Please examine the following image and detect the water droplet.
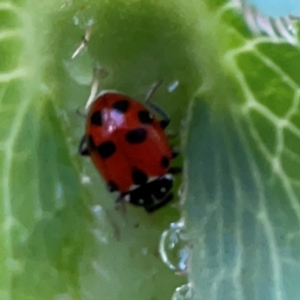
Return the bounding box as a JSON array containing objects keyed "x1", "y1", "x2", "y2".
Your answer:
[
  {"x1": 176, "y1": 182, "x2": 187, "y2": 207},
  {"x1": 55, "y1": 183, "x2": 63, "y2": 200},
  {"x1": 63, "y1": 49, "x2": 93, "y2": 85},
  {"x1": 73, "y1": 5, "x2": 96, "y2": 29},
  {"x1": 172, "y1": 283, "x2": 194, "y2": 300},
  {"x1": 168, "y1": 80, "x2": 179, "y2": 92},
  {"x1": 159, "y1": 219, "x2": 189, "y2": 273},
  {"x1": 90, "y1": 205, "x2": 110, "y2": 244},
  {"x1": 81, "y1": 173, "x2": 91, "y2": 184},
  {"x1": 91, "y1": 205, "x2": 102, "y2": 216}
]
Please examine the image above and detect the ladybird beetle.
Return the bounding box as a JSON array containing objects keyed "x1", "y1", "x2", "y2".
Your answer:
[{"x1": 79, "y1": 83, "x2": 181, "y2": 212}]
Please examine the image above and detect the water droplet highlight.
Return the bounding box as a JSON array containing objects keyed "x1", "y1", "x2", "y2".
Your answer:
[
  {"x1": 172, "y1": 283, "x2": 194, "y2": 300},
  {"x1": 73, "y1": 5, "x2": 96, "y2": 29},
  {"x1": 177, "y1": 182, "x2": 187, "y2": 204},
  {"x1": 159, "y1": 219, "x2": 189, "y2": 273},
  {"x1": 168, "y1": 80, "x2": 179, "y2": 92},
  {"x1": 80, "y1": 173, "x2": 91, "y2": 184},
  {"x1": 91, "y1": 205, "x2": 102, "y2": 216},
  {"x1": 89, "y1": 205, "x2": 111, "y2": 244}
]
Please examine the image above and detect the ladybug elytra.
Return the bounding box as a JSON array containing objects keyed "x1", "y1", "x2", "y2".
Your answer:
[{"x1": 79, "y1": 84, "x2": 180, "y2": 212}]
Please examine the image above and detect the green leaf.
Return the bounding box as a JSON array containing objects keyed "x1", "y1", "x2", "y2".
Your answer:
[{"x1": 184, "y1": 3, "x2": 300, "y2": 300}]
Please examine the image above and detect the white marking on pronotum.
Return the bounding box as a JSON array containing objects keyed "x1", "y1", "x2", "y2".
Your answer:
[
  {"x1": 147, "y1": 176, "x2": 159, "y2": 183},
  {"x1": 129, "y1": 184, "x2": 139, "y2": 191},
  {"x1": 129, "y1": 176, "x2": 160, "y2": 191}
]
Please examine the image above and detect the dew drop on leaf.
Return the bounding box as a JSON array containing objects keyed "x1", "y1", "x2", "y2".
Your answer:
[{"x1": 159, "y1": 219, "x2": 190, "y2": 273}]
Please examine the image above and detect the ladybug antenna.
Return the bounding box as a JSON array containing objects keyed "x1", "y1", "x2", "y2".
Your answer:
[
  {"x1": 72, "y1": 27, "x2": 92, "y2": 59},
  {"x1": 145, "y1": 79, "x2": 163, "y2": 103},
  {"x1": 145, "y1": 80, "x2": 170, "y2": 124},
  {"x1": 85, "y1": 65, "x2": 109, "y2": 110}
]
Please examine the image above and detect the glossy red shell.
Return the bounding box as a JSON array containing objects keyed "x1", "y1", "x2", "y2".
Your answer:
[{"x1": 86, "y1": 92, "x2": 173, "y2": 193}]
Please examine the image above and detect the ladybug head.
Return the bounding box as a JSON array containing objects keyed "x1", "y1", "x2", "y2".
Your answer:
[{"x1": 126, "y1": 174, "x2": 174, "y2": 212}]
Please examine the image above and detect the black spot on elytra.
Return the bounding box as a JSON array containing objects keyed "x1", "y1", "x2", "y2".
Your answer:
[
  {"x1": 107, "y1": 180, "x2": 118, "y2": 192},
  {"x1": 97, "y1": 141, "x2": 116, "y2": 159},
  {"x1": 125, "y1": 128, "x2": 147, "y2": 144},
  {"x1": 90, "y1": 110, "x2": 102, "y2": 126},
  {"x1": 113, "y1": 100, "x2": 129, "y2": 113},
  {"x1": 132, "y1": 168, "x2": 148, "y2": 185},
  {"x1": 161, "y1": 156, "x2": 169, "y2": 168},
  {"x1": 138, "y1": 110, "x2": 154, "y2": 124}
]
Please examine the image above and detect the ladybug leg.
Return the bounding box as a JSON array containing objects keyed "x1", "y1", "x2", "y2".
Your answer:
[
  {"x1": 107, "y1": 180, "x2": 119, "y2": 192},
  {"x1": 115, "y1": 193, "x2": 127, "y2": 213},
  {"x1": 78, "y1": 135, "x2": 90, "y2": 156},
  {"x1": 168, "y1": 167, "x2": 182, "y2": 174},
  {"x1": 145, "y1": 80, "x2": 171, "y2": 129},
  {"x1": 172, "y1": 148, "x2": 180, "y2": 158},
  {"x1": 160, "y1": 119, "x2": 170, "y2": 129},
  {"x1": 165, "y1": 130, "x2": 179, "y2": 138}
]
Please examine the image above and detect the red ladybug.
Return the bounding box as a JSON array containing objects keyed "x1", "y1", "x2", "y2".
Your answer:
[{"x1": 79, "y1": 85, "x2": 180, "y2": 212}]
